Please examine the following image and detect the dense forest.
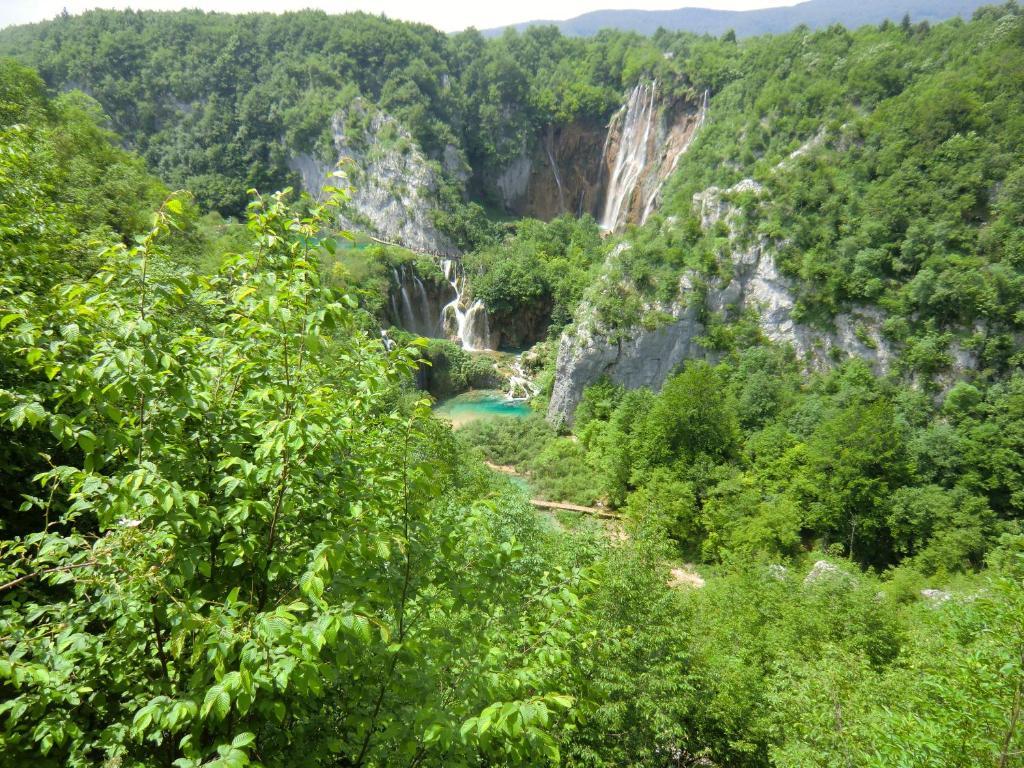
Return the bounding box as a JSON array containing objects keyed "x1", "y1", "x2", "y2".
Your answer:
[{"x1": 2, "y1": 4, "x2": 1024, "y2": 768}]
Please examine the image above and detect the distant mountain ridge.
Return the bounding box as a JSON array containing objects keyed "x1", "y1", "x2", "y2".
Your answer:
[{"x1": 483, "y1": 0, "x2": 994, "y2": 37}]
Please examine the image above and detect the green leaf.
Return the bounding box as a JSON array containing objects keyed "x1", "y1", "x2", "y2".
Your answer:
[
  {"x1": 231, "y1": 732, "x2": 256, "y2": 749},
  {"x1": 547, "y1": 694, "x2": 574, "y2": 710},
  {"x1": 201, "y1": 685, "x2": 230, "y2": 721}
]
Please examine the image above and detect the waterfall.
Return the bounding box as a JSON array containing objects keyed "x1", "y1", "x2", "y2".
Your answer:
[
  {"x1": 389, "y1": 258, "x2": 495, "y2": 350},
  {"x1": 506, "y1": 353, "x2": 539, "y2": 401},
  {"x1": 440, "y1": 258, "x2": 495, "y2": 351},
  {"x1": 544, "y1": 126, "x2": 566, "y2": 213},
  {"x1": 640, "y1": 88, "x2": 710, "y2": 223},
  {"x1": 411, "y1": 272, "x2": 434, "y2": 334},
  {"x1": 389, "y1": 264, "x2": 447, "y2": 338},
  {"x1": 599, "y1": 81, "x2": 658, "y2": 232},
  {"x1": 393, "y1": 267, "x2": 419, "y2": 333},
  {"x1": 697, "y1": 87, "x2": 709, "y2": 131}
]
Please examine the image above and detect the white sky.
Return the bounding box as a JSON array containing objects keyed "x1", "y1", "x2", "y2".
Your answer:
[{"x1": 0, "y1": 0, "x2": 803, "y2": 32}]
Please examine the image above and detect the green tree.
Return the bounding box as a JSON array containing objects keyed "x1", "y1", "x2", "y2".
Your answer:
[{"x1": 0, "y1": 189, "x2": 579, "y2": 766}]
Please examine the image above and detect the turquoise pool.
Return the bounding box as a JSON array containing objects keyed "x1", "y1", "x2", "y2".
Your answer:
[{"x1": 434, "y1": 390, "x2": 532, "y2": 428}]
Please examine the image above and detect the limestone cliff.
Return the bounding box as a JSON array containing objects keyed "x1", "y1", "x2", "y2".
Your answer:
[
  {"x1": 491, "y1": 82, "x2": 707, "y2": 227},
  {"x1": 288, "y1": 99, "x2": 458, "y2": 256},
  {"x1": 493, "y1": 120, "x2": 608, "y2": 220},
  {"x1": 547, "y1": 180, "x2": 899, "y2": 426}
]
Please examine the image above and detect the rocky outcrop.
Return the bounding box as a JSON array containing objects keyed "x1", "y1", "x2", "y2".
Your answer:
[
  {"x1": 547, "y1": 179, "x2": 900, "y2": 426},
  {"x1": 288, "y1": 99, "x2": 457, "y2": 256},
  {"x1": 803, "y1": 560, "x2": 851, "y2": 586},
  {"x1": 598, "y1": 83, "x2": 707, "y2": 231},
  {"x1": 491, "y1": 83, "x2": 707, "y2": 227},
  {"x1": 493, "y1": 120, "x2": 608, "y2": 220},
  {"x1": 694, "y1": 182, "x2": 896, "y2": 374},
  {"x1": 547, "y1": 276, "x2": 711, "y2": 427}
]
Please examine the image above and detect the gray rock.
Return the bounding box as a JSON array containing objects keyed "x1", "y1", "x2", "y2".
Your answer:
[
  {"x1": 548, "y1": 274, "x2": 712, "y2": 427},
  {"x1": 288, "y1": 100, "x2": 457, "y2": 256},
  {"x1": 547, "y1": 179, "x2": 904, "y2": 425},
  {"x1": 494, "y1": 151, "x2": 533, "y2": 209},
  {"x1": 803, "y1": 560, "x2": 849, "y2": 585}
]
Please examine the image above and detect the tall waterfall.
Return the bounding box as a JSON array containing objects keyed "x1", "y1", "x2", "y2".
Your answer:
[
  {"x1": 598, "y1": 83, "x2": 709, "y2": 231},
  {"x1": 599, "y1": 81, "x2": 658, "y2": 232},
  {"x1": 640, "y1": 88, "x2": 709, "y2": 223},
  {"x1": 440, "y1": 259, "x2": 495, "y2": 352}
]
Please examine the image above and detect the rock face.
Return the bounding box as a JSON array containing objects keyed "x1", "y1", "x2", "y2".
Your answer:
[
  {"x1": 488, "y1": 300, "x2": 553, "y2": 350},
  {"x1": 493, "y1": 120, "x2": 608, "y2": 220},
  {"x1": 548, "y1": 278, "x2": 710, "y2": 426},
  {"x1": 288, "y1": 99, "x2": 457, "y2": 256},
  {"x1": 598, "y1": 82, "x2": 707, "y2": 232},
  {"x1": 547, "y1": 179, "x2": 899, "y2": 426},
  {"x1": 492, "y1": 83, "x2": 706, "y2": 227}
]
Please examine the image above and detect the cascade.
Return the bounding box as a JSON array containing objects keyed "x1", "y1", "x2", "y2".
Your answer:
[
  {"x1": 506, "y1": 354, "x2": 539, "y2": 401},
  {"x1": 599, "y1": 81, "x2": 658, "y2": 232},
  {"x1": 392, "y1": 267, "x2": 417, "y2": 332},
  {"x1": 440, "y1": 259, "x2": 495, "y2": 351},
  {"x1": 639, "y1": 87, "x2": 709, "y2": 223},
  {"x1": 390, "y1": 264, "x2": 443, "y2": 338},
  {"x1": 411, "y1": 271, "x2": 433, "y2": 333}
]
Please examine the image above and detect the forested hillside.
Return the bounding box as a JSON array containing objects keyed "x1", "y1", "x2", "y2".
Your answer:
[
  {"x1": 488, "y1": 0, "x2": 991, "y2": 37},
  {"x1": 0, "y1": 10, "x2": 659, "y2": 219},
  {"x1": 2, "y1": 4, "x2": 1024, "y2": 767}
]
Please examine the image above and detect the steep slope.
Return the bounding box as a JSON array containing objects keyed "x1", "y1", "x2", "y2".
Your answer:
[
  {"x1": 548, "y1": 179, "x2": 903, "y2": 425},
  {"x1": 548, "y1": 6, "x2": 1024, "y2": 421},
  {"x1": 289, "y1": 99, "x2": 457, "y2": 255}
]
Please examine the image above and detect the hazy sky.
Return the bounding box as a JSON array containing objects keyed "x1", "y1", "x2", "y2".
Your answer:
[{"x1": 0, "y1": 0, "x2": 803, "y2": 32}]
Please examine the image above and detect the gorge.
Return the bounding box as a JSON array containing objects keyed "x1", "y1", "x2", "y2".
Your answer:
[
  {"x1": 3, "y1": 7, "x2": 1024, "y2": 768},
  {"x1": 379, "y1": 79, "x2": 711, "y2": 365}
]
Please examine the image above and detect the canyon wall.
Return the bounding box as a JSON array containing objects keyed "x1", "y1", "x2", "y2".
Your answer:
[
  {"x1": 492, "y1": 82, "x2": 707, "y2": 228},
  {"x1": 493, "y1": 120, "x2": 609, "y2": 220},
  {"x1": 547, "y1": 180, "x2": 901, "y2": 426},
  {"x1": 289, "y1": 99, "x2": 458, "y2": 256}
]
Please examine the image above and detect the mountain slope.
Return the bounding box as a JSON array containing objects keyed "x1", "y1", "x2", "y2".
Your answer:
[{"x1": 485, "y1": 0, "x2": 993, "y2": 37}]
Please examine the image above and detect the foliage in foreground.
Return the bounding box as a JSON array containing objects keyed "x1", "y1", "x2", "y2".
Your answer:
[{"x1": 0, "y1": 169, "x2": 582, "y2": 765}]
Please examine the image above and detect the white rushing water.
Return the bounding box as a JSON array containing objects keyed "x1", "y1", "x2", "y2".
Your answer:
[
  {"x1": 599, "y1": 81, "x2": 658, "y2": 232},
  {"x1": 440, "y1": 258, "x2": 494, "y2": 351},
  {"x1": 506, "y1": 353, "x2": 539, "y2": 401},
  {"x1": 391, "y1": 264, "x2": 439, "y2": 337},
  {"x1": 544, "y1": 128, "x2": 566, "y2": 213},
  {"x1": 640, "y1": 88, "x2": 709, "y2": 224}
]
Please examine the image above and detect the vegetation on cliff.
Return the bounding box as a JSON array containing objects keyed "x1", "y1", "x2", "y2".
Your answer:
[{"x1": 2, "y1": 4, "x2": 1024, "y2": 766}]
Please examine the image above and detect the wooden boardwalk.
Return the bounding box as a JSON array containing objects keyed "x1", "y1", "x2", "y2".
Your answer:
[
  {"x1": 530, "y1": 499, "x2": 621, "y2": 520},
  {"x1": 484, "y1": 462, "x2": 621, "y2": 520}
]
